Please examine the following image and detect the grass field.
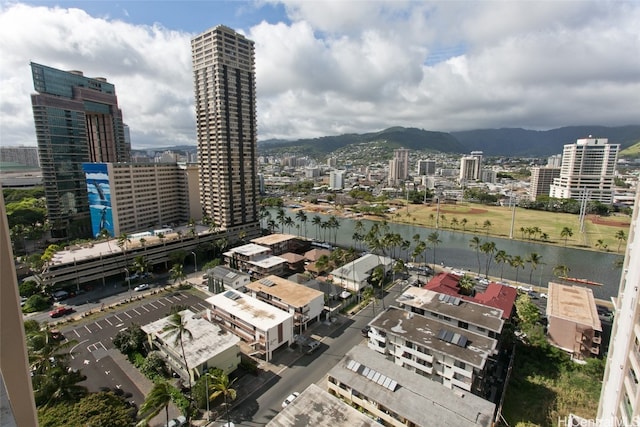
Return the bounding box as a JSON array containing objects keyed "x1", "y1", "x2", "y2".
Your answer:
[{"x1": 387, "y1": 201, "x2": 631, "y2": 253}]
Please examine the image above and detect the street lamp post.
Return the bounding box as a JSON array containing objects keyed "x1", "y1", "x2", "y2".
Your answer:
[
  {"x1": 124, "y1": 267, "x2": 132, "y2": 301},
  {"x1": 191, "y1": 251, "x2": 197, "y2": 273}
]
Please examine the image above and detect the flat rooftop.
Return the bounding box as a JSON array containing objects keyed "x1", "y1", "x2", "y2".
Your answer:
[
  {"x1": 327, "y1": 344, "x2": 495, "y2": 427},
  {"x1": 397, "y1": 287, "x2": 504, "y2": 333},
  {"x1": 206, "y1": 289, "x2": 292, "y2": 330},
  {"x1": 141, "y1": 309, "x2": 240, "y2": 369},
  {"x1": 225, "y1": 243, "x2": 271, "y2": 257},
  {"x1": 547, "y1": 282, "x2": 602, "y2": 331},
  {"x1": 251, "y1": 233, "x2": 298, "y2": 246},
  {"x1": 247, "y1": 275, "x2": 324, "y2": 308},
  {"x1": 248, "y1": 254, "x2": 288, "y2": 269},
  {"x1": 370, "y1": 306, "x2": 497, "y2": 369},
  {"x1": 267, "y1": 383, "x2": 377, "y2": 427}
]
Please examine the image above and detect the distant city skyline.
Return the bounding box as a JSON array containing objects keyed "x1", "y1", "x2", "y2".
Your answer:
[{"x1": 1, "y1": 1, "x2": 639, "y2": 149}]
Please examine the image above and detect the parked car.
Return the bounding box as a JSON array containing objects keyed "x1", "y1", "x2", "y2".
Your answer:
[
  {"x1": 49, "y1": 306, "x2": 73, "y2": 318},
  {"x1": 282, "y1": 392, "x2": 300, "y2": 408},
  {"x1": 361, "y1": 325, "x2": 371, "y2": 337},
  {"x1": 134, "y1": 283, "x2": 150, "y2": 292},
  {"x1": 305, "y1": 339, "x2": 321, "y2": 354},
  {"x1": 166, "y1": 415, "x2": 187, "y2": 427},
  {"x1": 52, "y1": 290, "x2": 69, "y2": 301}
]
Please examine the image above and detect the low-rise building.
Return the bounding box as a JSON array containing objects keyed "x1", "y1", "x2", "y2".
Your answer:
[
  {"x1": 368, "y1": 306, "x2": 498, "y2": 396},
  {"x1": 206, "y1": 289, "x2": 293, "y2": 361},
  {"x1": 546, "y1": 282, "x2": 602, "y2": 359},
  {"x1": 141, "y1": 309, "x2": 240, "y2": 382},
  {"x1": 250, "y1": 233, "x2": 305, "y2": 255},
  {"x1": 246, "y1": 275, "x2": 325, "y2": 333},
  {"x1": 397, "y1": 287, "x2": 504, "y2": 339},
  {"x1": 223, "y1": 243, "x2": 287, "y2": 278},
  {"x1": 207, "y1": 265, "x2": 251, "y2": 293},
  {"x1": 330, "y1": 253, "x2": 394, "y2": 292},
  {"x1": 327, "y1": 345, "x2": 496, "y2": 427},
  {"x1": 268, "y1": 383, "x2": 377, "y2": 427}
]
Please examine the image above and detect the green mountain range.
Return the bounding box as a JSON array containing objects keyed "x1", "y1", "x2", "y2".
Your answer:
[{"x1": 259, "y1": 125, "x2": 640, "y2": 157}]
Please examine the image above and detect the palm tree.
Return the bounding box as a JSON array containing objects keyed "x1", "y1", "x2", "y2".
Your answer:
[
  {"x1": 480, "y1": 241, "x2": 497, "y2": 278},
  {"x1": 327, "y1": 215, "x2": 340, "y2": 245},
  {"x1": 208, "y1": 371, "x2": 237, "y2": 427},
  {"x1": 427, "y1": 232, "x2": 441, "y2": 268},
  {"x1": 362, "y1": 286, "x2": 377, "y2": 316},
  {"x1": 169, "y1": 263, "x2": 186, "y2": 285},
  {"x1": 163, "y1": 312, "x2": 194, "y2": 406},
  {"x1": 461, "y1": 218, "x2": 468, "y2": 231},
  {"x1": 469, "y1": 236, "x2": 482, "y2": 275},
  {"x1": 510, "y1": 255, "x2": 525, "y2": 284},
  {"x1": 483, "y1": 220, "x2": 492, "y2": 236},
  {"x1": 450, "y1": 217, "x2": 459, "y2": 230},
  {"x1": 595, "y1": 239, "x2": 608, "y2": 251},
  {"x1": 560, "y1": 226, "x2": 573, "y2": 246},
  {"x1": 615, "y1": 230, "x2": 627, "y2": 253},
  {"x1": 132, "y1": 255, "x2": 149, "y2": 277},
  {"x1": 312, "y1": 215, "x2": 322, "y2": 240},
  {"x1": 283, "y1": 216, "x2": 294, "y2": 234},
  {"x1": 137, "y1": 381, "x2": 174, "y2": 427},
  {"x1": 458, "y1": 275, "x2": 475, "y2": 296},
  {"x1": 296, "y1": 210, "x2": 308, "y2": 239},
  {"x1": 494, "y1": 250, "x2": 509, "y2": 280},
  {"x1": 553, "y1": 264, "x2": 570, "y2": 282},
  {"x1": 525, "y1": 252, "x2": 542, "y2": 284}
]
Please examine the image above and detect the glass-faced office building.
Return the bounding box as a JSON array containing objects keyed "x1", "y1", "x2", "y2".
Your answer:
[{"x1": 30, "y1": 62, "x2": 130, "y2": 239}]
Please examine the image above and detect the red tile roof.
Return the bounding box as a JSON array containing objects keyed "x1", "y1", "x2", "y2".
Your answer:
[{"x1": 425, "y1": 272, "x2": 516, "y2": 319}]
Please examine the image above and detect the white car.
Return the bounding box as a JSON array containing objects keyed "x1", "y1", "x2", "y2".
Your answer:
[
  {"x1": 282, "y1": 392, "x2": 300, "y2": 408},
  {"x1": 134, "y1": 283, "x2": 150, "y2": 292}
]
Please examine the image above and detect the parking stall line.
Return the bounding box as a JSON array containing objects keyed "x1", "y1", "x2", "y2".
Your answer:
[
  {"x1": 122, "y1": 311, "x2": 132, "y2": 319},
  {"x1": 148, "y1": 302, "x2": 158, "y2": 309},
  {"x1": 114, "y1": 314, "x2": 123, "y2": 322},
  {"x1": 132, "y1": 308, "x2": 141, "y2": 316},
  {"x1": 193, "y1": 302, "x2": 208, "y2": 311},
  {"x1": 84, "y1": 325, "x2": 92, "y2": 334},
  {"x1": 103, "y1": 317, "x2": 113, "y2": 326},
  {"x1": 141, "y1": 305, "x2": 150, "y2": 313},
  {"x1": 94, "y1": 321, "x2": 103, "y2": 330},
  {"x1": 155, "y1": 300, "x2": 166, "y2": 307}
]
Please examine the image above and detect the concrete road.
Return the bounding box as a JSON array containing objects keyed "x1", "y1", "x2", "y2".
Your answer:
[{"x1": 224, "y1": 280, "x2": 407, "y2": 426}]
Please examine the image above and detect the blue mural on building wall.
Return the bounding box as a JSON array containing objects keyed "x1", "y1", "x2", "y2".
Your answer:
[{"x1": 83, "y1": 163, "x2": 114, "y2": 238}]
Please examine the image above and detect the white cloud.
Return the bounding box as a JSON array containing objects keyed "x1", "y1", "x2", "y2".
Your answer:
[{"x1": 0, "y1": 1, "x2": 639, "y2": 149}]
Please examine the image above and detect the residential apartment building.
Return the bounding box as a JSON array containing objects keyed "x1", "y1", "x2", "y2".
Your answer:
[
  {"x1": 82, "y1": 162, "x2": 192, "y2": 237},
  {"x1": 192, "y1": 26, "x2": 260, "y2": 237},
  {"x1": 598, "y1": 183, "x2": 640, "y2": 425},
  {"x1": 459, "y1": 155, "x2": 481, "y2": 182},
  {"x1": 330, "y1": 253, "x2": 394, "y2": 293},
  {"x1": 246, "y1": 275, "x2": 324, "y2": 333},
  {"x1": 388, "y1": 148, "x2": 409, "y2": 186},
  {"x1": 327, "y1": 345, "x2": 496, "y2": 427},
  {"x1": 546, "y1": 282, "x2": 602, "y2": 359},
  {"x1": 529, "y1": 167, "x2": 561, "y2": 201},
  {"x1": 0, "y1": 195, "x2": 38, "y2": 427},
  {"x1": 206, "y1": 265, "x2": 251, "y2": 293},
  {"x1": 0, "y1": 146, "x2": 39, "y2": 167},
  {"x1": 417, "y1": 159, "x2": 436, "y2": 176},
  {"x1": 329, "y1": 170, "x2": 344, "y2": 190},
  {"x1": 396, "y1": 287, "x2": 504, "y2": 340},
  {"x1": 269, "y1": 384, "x2": 378, "y2": 427},
  {"x1": 206, "y1": 289, "x2": 293, "y2": 361},
  {"x1": 549, "y1": 137, "x2": 619, "y2": 204},
  {"x1": 30, "y1": 62, "x2": 130, "y2": 239},
  {"x1": 368, "y1": 306, "x2": 498, "y2": 396},
  {"x1": 141, "y1": 309, "x2": 240, "y2": 382},
  {"x1": 250, "y1": 233, "x2": 304, "y2": 256},
  {"x1": 222, "y1": 243, "x2": 287, "y2": 278}
]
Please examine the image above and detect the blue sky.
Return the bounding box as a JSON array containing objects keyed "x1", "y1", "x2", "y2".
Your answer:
[
  {"x1": 21, "y1": 0, "x2": 290, "y2": 32},
  {"x1": 1, "y1": 1, "x2": 639, "y2": 149}
]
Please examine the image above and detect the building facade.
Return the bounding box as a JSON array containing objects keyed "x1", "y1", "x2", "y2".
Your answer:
[
  {"x1": 368, "y1": 306, "x2": 498, "y2": 396},
  {"x1": 549, "y1": 137, "x2": 619, "y2": 204},
  {"x1": 82, "y1": 162, "x2": 192, "y2": 237},
  {"x1": 388, "y1": 148, "x2": 409, "y2": 186},
  {"x1": 417, "y1": 159, "x2": 436, "y2": 176},
  {"x1": 191, "y1": 26, "x2": 260, "y2": 237},
  {"x1": 30, "y1": 62, "x2": 130, "y2": 239},
  {"x1": 206, "y1": 289, "x2": 293, "y2": 361},
  {"x1": 598, "y1": 184, "x2": 640, "y2": 424},
  {"x1": 529, "y1": 167, "x2": 561, "y2": 201}
]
